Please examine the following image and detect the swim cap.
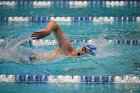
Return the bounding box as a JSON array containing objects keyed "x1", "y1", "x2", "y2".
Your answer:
[{"x1": 86, "y1": 45, "x2": 97, "y2": 55}]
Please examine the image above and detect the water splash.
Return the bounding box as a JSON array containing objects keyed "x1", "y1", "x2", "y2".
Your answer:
[
  {"x1": 85, "y1": 30, "x2": 121, "y2": 59},
  {"x1": 0, "y1": 35, "x2": 33, "y2": 63}
]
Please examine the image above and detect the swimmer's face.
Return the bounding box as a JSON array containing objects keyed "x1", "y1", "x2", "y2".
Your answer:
[{"x1": 76, "y1": 46, "x2": 90, "y2": 56}]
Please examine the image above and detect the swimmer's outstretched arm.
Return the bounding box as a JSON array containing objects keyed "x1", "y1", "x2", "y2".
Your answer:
[
  {"x1": 34, "y1": 47, "x2": 60, "y2": 60},
  {"x1": 31, "y1": 20, "x2": 58, "y2": 39},
  {"x1": 31, "y1": 20, "x2": 75, "y2": 60},
  {"x1": 31, "y1": 20, "x2": 74, "y2": 50}
]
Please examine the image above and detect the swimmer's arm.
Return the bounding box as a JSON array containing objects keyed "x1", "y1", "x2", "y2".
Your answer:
[
  {"x1": 31, "y1": 20, "x2": 74, "y2": 52},
  {"x1": 45, "y1": 47, "x2": 60, "y2": 59},
  {"x1": 31, "y1": 20, "x2": 58, "y2": 39},
  {"x1": 48, "y1": 20, "x2": 73, "y2": 50},
  {"x1": 35, "y1": 47, "x2": 60, "y2": 60}
]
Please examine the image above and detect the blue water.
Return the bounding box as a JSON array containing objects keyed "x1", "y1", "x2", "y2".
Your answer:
[
  {"x1": 0, "y1": 21, "x2": 140, "y2": 75},
  {"x1": 0, "y1": 1, "x2": 140, "y2": 93},
  {"x1": 0, "y1": 83, "x2": 140, "y2": 93},
  {"x1": 0, "y1": 5, "x2": 140, "y2": 17}
]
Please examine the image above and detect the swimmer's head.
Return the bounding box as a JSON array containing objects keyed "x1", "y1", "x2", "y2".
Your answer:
[{"x1": 76, "y1": 45, "x2": 97, "y2": 56}]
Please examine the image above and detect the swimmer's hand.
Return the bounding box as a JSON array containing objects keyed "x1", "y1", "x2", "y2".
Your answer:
[{"x1": 31, "y1": 29, "x2": 51, "y2": 40}]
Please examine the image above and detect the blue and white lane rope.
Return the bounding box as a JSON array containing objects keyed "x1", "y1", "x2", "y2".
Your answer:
[
  {"x1": 0, "y1": 16, "x2": 140, "y2": 22},
  {"x1": 0, "y1": 74, "x2": 140, "y2": 84},
  {"x1": 0, "y1": 39, "x2": 140, "y2": 46},
  {"x1": 114, "y1": 39, "x2": 140, "y2": 45},
  {"x1": 0, "y1": 1, "x2": 139, "y2": 7},
  {"x1": 30, "y1": 39, "x2": 140, "y2": 46}
]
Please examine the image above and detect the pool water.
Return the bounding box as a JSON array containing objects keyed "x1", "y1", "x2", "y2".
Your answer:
[
  {"x1": 0, "y1": 0, "x2": 140, "y2": 93},
  {"x1": 0, "y1": 22, "x2": 140, "y2": 76}
]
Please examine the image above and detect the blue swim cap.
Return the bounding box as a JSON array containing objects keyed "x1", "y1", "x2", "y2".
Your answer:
[{"x1": 86, "y1": 45, "x2": 97, "y2": 55}]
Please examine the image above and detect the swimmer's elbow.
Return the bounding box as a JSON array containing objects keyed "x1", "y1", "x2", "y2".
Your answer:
[
  {"x1": 50, "y1": 20, "x2": 58, "y2": 26},
  {"x1": 45, "y1": 20, "x2": 59, "y2": 33},
  {"x1": 50, "y1": 20, "x2": 56, "y2": 23}
]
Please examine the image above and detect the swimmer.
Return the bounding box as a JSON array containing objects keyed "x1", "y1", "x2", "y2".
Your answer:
[{"x1": 31, "y1": 20, "x2": 96, "y2": 61}]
